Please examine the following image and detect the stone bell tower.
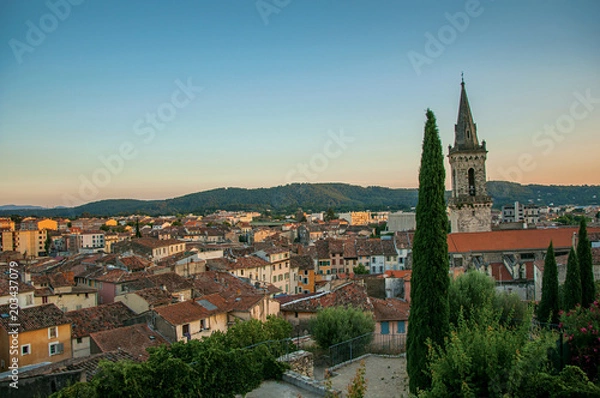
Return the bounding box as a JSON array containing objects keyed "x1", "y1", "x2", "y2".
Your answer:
[{"x1": 448, "y1": 78, "x2": 492, "y2": 233}]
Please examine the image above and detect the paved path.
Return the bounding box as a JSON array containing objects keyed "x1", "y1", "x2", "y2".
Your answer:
[
  {"x1": 328, "y1": 355, "x2": 409, "y2": 398},
  {"x1": 246, "y1": 380, "x2": 322, "y2": 398}
]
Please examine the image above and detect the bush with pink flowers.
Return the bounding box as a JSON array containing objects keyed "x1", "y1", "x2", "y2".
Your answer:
[{"x1": 560, "y1": 300, "x2": 600, "y2": 382}]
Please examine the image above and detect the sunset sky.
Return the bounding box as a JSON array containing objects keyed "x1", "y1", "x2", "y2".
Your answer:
[{"x1": 1, "y1": 0, "x2": 599, "y2": 207}]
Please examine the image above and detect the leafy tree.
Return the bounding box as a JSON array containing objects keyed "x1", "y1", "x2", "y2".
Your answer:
[
  {"x1": 563, "y1": 247, "x2": 581, "y2": 311},
  {"x1": 324, "y1": 208, "x2": 337, "y2": 222},
  {"x1": 51, "y1": 317, "x2": 293, "y2": 398},
  {"x1": 99, "y1": 224, "x2": 110, "y2": 232},
  {"x1": 353, "y1": 263, "x2": 369, "y2": 275},
  {"x1": 448, "y1": 271, "x2": 495, "y2": 325},
  {"x1": 135, "y1": 218, "x2": 142, "y2": 238},
  {"x1": 44, "y1": 235, "x2": 53, "y2": 255},
  {"x1": 309, "y1": 306, "x2": 375, "y2": 349},
  {"x1": 407, "y1": 109, "x2": 450, "y2": 394},
  {"x1": 421, "y1": 304, "x2": 556, "y2": 398},
  {"x1": 448, "y1": 271, "x2": 527, "y2": 327},
  {"x1": 577, "y1": 218, "x2": 595, "y2": 308},
  {"x1": 538, "y1": 242, "x2": 560, "y2": 325}
]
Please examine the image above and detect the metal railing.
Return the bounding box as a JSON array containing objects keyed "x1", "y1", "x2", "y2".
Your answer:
[{"x1": 328, "y1": 332, "x2": 406, "y2": 366}]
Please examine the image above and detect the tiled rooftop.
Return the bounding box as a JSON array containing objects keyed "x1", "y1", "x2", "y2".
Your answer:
[
  {"x1": 90, "y1": 324, "x2": 168, "y2": 360},
  {"x1": 371, "y1": 297, "x2": 409, "y2": 321},
  {"x1": 0, "y1": 303, "x2": 70, "y2": 333},
  {"x1": 153, "y1": 300, "x2": 211, "y2": 325},
  {"x1": 66, "y1": 302, "x2": 136, "y2": 338}
]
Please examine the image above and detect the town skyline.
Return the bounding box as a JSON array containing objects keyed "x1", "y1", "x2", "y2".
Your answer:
[{"x1": 1, "y1": 0, "x2": 599, "y2": 207}]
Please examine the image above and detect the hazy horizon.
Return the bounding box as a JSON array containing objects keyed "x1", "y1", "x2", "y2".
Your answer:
[{"x1": 2, "y1": 0, "x2": 599, "y2": 207}]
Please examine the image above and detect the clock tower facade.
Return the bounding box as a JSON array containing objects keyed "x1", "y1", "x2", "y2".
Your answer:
[{"x1": 448, "y1": 80, "x2": 492, "y2": 233}]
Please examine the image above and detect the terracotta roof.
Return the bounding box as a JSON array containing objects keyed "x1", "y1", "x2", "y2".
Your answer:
[
  {"x1": 280, "y1": 282, "x2": 373, "y2": 313},
  {"x1": 32, "y1": 272, "x2": 75, "y2": 288},
  {"x1": 385, "y1": 270, "x2": 412, "y2": 281},
  {"x1": 230, "y1": 256, "x2": 270, "y2": 270},
  {"x1": 0, "y1": 303, "x2": 70, "y2": 333},
  {"x1": 93, "y1": 269, "x2": 147, "y2": 284},
  {"x1": 131, "y1": 287, "x2": 174, "y2": 307},
  {"x1": 371, "y1": 298, "x2": 409, "y2": 321},
  {"x1": 290, "y1": 255, "x2": 314, "y2": 271},
  {"x1": 399, "y1": 231, "x2": 418, "y2": 250},
  {"x1": 274, "y1": 293, "x2": 321, "y2": 305},
  {"x1": 66, "y1": 302, "x2": 136, "y2": 339},
  {"x1": 153, "y1": 300, "x2": 211, "y2": 325},
  {"x1": 22, "y1": 350, "x2": 136, "y2": 382},
  {"x1": 133, "y1": 237, "x2": 184, "y2": 249},
  {"x1": 448, "y1": 227, "x2": 600, "y2": 253},
  {"x1": 0, "y1": 277, "x2": 35, "y2": 296},
  {"x1": 146, "y1": 272, "x2": 193, "y2": 292},
  {"x1": 192, "y1": 271, "x2": 262, "y2": 298},
  {"x1": 90, "y1": 324, "x2": 168, "y2": 360},
  {"x1": 119, "y1": 255, "x2": 152, "y2": 271}
]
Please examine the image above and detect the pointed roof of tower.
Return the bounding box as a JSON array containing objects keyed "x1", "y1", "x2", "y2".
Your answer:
[{"x1": 453, "y1": 78, "x2": 480, "y2": 150}]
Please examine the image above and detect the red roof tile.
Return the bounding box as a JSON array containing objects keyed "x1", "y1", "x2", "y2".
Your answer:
[
  {"x1": 90, "y1": 324, "x2": 168, "y2": 360},
  {"x1": 154, "y1": 300, "x2": 210, "y2": 325},
  {"x1": 371, "y1": 298, "x2": 409, "y2": 321},
  {"x1": 448, "y1": 227, "x2": 600, "y2": 253},
  {"x1": 66, "y1": 302, "x2": 136, "y2": 338},
  {"x1": 0, "y1": 303, "x2": 70, "y2": 333}
]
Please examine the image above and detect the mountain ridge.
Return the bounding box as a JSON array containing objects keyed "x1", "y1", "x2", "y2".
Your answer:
[{"x1": 1, "y1": 181, "x2": 598, "y2": 217}]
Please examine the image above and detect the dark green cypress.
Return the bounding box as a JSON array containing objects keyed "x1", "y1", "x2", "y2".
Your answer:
[
  {"x1": 577, "y1": 218, "x2": 595, "y2": 307},
  {"x1": 563, "y1": 246, "x2": 581, "y2": 311},
  {"x1": 407, "y1": 109, "x2": 449, "y2": 394},
  {"x1": 537, "y1": 242, "x2": 559, "y2": 325}
]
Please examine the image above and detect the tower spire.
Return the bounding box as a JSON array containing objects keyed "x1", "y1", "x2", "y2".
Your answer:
[{"x1": 453, "y1": 77, "x2": 479, "y2": 150}]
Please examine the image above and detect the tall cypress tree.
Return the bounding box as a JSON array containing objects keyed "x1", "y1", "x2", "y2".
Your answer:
[
  {"x1": 537, "y1": 242, "x2": 559, "y2": 325},
  {"x1": 563, "y1": 246, "x2": 581, "y2": 311},
  {"x1": 407, "y1": 109, "x2": 449, "y2": 394},
  {"x1": 577, "y1": 218, "x2": 595, "y2": 307}
]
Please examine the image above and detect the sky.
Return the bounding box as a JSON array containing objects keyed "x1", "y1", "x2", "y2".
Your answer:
[{"x1": 1, "y1": 0, "x2": 599, "y2": 207}]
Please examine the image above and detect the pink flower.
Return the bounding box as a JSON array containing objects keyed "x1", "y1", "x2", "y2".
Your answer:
[{"x1": 581, "y1": 327, "x2": 587, "y2": 333}]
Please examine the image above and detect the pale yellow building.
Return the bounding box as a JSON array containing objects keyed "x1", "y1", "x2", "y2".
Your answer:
[{"x1": 1, "y1": 229, "x2": 48, "y2": 257}]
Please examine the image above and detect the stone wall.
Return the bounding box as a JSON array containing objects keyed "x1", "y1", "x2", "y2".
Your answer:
[{"x1": 278, "y1": 350, "x2": 313, "y2": 378}]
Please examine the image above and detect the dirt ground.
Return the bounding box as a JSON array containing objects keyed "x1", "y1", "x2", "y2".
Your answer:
[{"x1": 327, "y1": 355, "x2": 409, "y2": 398}]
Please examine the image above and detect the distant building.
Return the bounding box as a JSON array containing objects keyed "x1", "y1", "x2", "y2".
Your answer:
[
  {"x1": 338, "y1": 211, "x2": 371, "y2": 226},
  {"x1": 1, "y1": 229, "x2": 48, "y2": 257},
  {"x1": 501, "y1": 201, "x2": 540, "y2": 225},
  {"x1": 387, "y1": 212, "x2": 416, "y2": 232}
]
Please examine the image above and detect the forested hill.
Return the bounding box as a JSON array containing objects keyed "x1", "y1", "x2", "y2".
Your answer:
[{"x1": 1, "y1": 182, "x2": 598, "y2": 217}]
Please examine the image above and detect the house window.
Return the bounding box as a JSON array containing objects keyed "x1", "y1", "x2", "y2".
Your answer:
[
  {"x1": 182, "y1": 324, "x2": 190, "y2": 336},
  {"x1": 273, "y1": 276, "x2": 277, "y2": 283},
  {"x1": 397, "y1": 321, "x2": 406, "y2": 334},
  {"x1": 26, "y1": 295, "x2": 33, "y2": 306},
  {"x1": 381, "y1": 321, "x2": 390, "y2": 335},
  {"x1": 49, "y1": 342, "x2": 64, "y2": 356},
  {"x1": 21, "y1": 344, "x2": 31, "y2": 356},
  {"x1": 48, "y1": 326, "x2": 58, "y2": 339},
  {"x1": 76, "y1": 338, "x2": 83, "y2": 344},
  {"x1": 42, "y1": 296, "x2": 48, "y2": 304}
]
